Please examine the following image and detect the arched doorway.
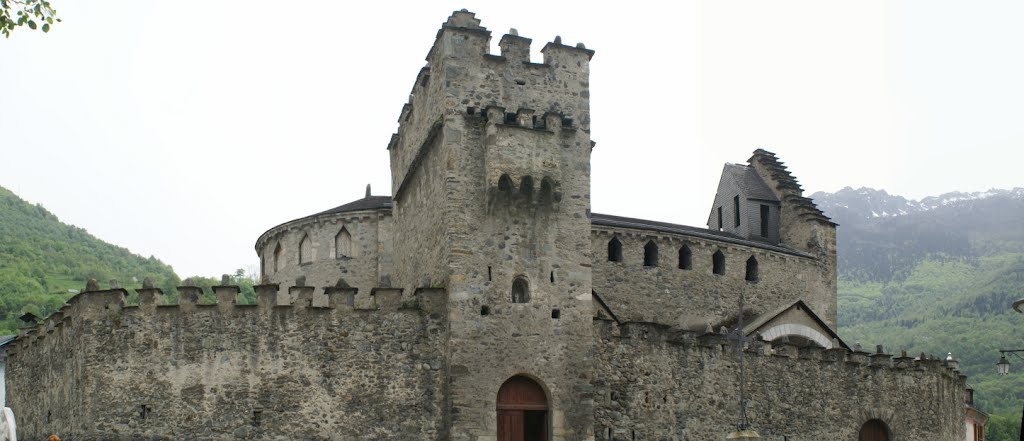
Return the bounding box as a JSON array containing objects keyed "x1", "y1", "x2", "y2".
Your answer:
[
  {"x1": 497, "y1": 376, "x2": 548, "y2": 441},
  {"x1": 858, "y1": 419, "x2": 889, "y2": 441}
]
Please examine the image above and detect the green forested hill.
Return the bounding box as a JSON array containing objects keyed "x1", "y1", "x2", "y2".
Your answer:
[
  {"x1": 0, "y1": 185, "x2": 180, "y2": 334},
  {"x1": 812, "y1": 187, "x2": 1024, "y2": 440}
]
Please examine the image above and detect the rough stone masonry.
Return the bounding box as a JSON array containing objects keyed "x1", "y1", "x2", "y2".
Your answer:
[{"x1": 6, "y1": 10, "x2": 966, "y2": 441}]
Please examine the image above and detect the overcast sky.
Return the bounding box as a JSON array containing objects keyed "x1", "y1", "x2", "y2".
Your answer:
[{"x1": 2, "y1": 1, "x2": 1022, "y2": 278}]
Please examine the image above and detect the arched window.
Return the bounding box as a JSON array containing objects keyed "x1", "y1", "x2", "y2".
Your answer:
[
  {"x1": 299, "y1": 234, "x2": 312, "y2": 264},
  {"x1": 520, "y1": 176, "x2": 534, "y2": 198},
  {"x1": 745, "y1": 256, "x2": 758, "y2": 281},
  {"x1": 678, "y1": 245, "x2": 692, "y2": 270},
  {"x1": 712, "y1": 250, "x2": 725, "y2": 275},
  {"x1": 511, "y1": 277, "x2": 530, "y2": 303},
  {"x1": 607, "y1": 237, "x2": 623, "y2": 262},
  {"x1": 643, "y1": 240, "x2": 658, "y2": 267},
  {"x1": 538, "y1": 177, "x2": 554, "y2": 205},
  {"x1": 498, "y1": 174, "x2": 514, "y2": 193},
  {"x1": 335, "y1": 227, "x2": 353, "y2": 258},
  {"x1": 497, "y1": 376, "x2": 548, "y2": 441},
  {"x1": 858, "y1": 419, "x2": 889, "y2": 441},
  {"x1": 273, "y1": 242, "x2": 283, "y2": 273}
]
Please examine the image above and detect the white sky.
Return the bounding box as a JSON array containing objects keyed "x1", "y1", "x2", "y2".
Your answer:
[{"x1": 2, "y1": 1, "x2": 1022, "y2": 278}]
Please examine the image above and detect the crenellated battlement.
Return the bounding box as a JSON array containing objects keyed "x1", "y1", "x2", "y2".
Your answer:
[
  {"x1": 6, "y1": 283, "x2": 448, "y2": 357},
  {"x1": 595, "y1": 319, "x2": 965, "y2": 379}
]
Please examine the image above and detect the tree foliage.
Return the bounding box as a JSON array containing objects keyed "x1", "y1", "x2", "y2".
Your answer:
[
  {"x1": 0, "y1": 0, "x2": 59, "y2": 38},
  {"x1": 0, "y1": 185, "x2": 179, "y2": 334}
]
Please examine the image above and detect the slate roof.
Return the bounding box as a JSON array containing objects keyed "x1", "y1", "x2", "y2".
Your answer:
[
  {"x1": 723, "y1": 163, "x2": 779, "y2": 202},
  {"x1": 313, "y1": 196, "x2": 392, "y2": 216},
  {"x1": 0, "y1": 335, "x2": 16, "y2": 348},
  {"x1": 590, "y1": 213, "x2": 811, "y2": 257}
]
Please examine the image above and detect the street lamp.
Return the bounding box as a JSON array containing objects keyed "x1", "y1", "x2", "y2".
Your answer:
[{"x1": 997, "y1": 350, "x2": 1024, "y2": 375}]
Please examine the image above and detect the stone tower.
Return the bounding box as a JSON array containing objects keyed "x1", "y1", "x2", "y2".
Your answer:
[{"x1": 387, "y1": 10, "x2": 596, "y2": 441}]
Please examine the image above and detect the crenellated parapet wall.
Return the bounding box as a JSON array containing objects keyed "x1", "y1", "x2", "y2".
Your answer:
[
  {"x1": 388, "y1": 9, "x2": 594, "y2": 204},
  {"x1": 6, "y1": 284, "x2": 449, "y2": 441},
  {"x1": 593, "y1": 320, "x2": 966, "y2": 441}
]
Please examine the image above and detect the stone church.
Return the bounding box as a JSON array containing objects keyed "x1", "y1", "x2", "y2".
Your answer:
[{"x1": 6, "y1": 10, "x2": 967, "y2": 441}]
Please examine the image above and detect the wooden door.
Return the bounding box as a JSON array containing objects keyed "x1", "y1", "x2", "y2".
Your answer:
[
  {"x1": 497, "y1": 376, "x2": 549, "y2": 441},
  {"x1": 858, "y1": 419, "x2": 889, "y2": 441},
  {"x1": 498, "y1": 410, "x2": 523, "y2": 441}
]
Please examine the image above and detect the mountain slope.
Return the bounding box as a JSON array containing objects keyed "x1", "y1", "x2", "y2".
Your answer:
[
  {"x1": 0, "y1": 185, "x2": 180, "y2": 334},
  {"x1": 811, "y1": 186, "x2": 1024, "y2": 439}
]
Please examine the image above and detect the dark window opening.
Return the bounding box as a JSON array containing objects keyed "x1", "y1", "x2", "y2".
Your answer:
[
  {"x1": 520, "y1": 176, "x2": 534, "y2": 197},
  {"x1": 551, "y1": 308, "x2": 560, "y2": 319},
  {"x1": 481, "y1": 305, "x2": 491, "y2": 316},
  {"x1": 488, "y1": 266, "x2": 492, "y2": 281},
  {"x1": 760, "y1": 204, "x2": 770, "y2": 238},
  {"x1": 608, "y1": 237, "x2": 623, "y2": 262},
  {"x1": 734, "y1": 195, "x2": 741, "y2": 227},
  {"x1": 140, "y1": 404, "x2": 151, "y2": 421},
  {"x1": 539, "y1": 177, "x2": 554, "y2": 204},
  {"x1": 678, "y1": 245, "x2": 692, "y2": 270},
  {"x1": 550, "y1": 271, "x2": 555, "y2": 283},
  {"x1": 713, "y1": 250, "x2": 725, "y2": 275},
  {"x1": 505, "y1": 112, "x2": 517, "y2": 124},
  {"x1": 466, "y1": 106, "x2": 476, "y2": 115},
  {"x1": 253, "y1": 410, "x2": 263, "y2": 427},
  {"x1": 511, "y1": 277, "x2": 530, "y2": 303},
  {"x1": 498, "y1": 174, "x2": 514, "y2": 192},
  {"x1": 562, "y1": 117, "x2": 573, "y2": 128},
  {"x1": 745, "y1": 256, "x2": 759, "y2": 282},
  {"x1": 717, "y1": 207, "x2": 723, "y2": 231},
  {"x1": 515, "y1": 79, "x2": 526, "y2": 86},
  {"x1": 643, "y1": 240, "x2": 659, "y2": 267}
]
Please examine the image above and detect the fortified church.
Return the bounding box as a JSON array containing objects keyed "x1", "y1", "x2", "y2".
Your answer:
[{"x1": 5, "y1": 10, "x2": 968, "y2": 441}]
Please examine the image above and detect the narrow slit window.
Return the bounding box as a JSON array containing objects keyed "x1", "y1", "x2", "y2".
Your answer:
[
  {"x1": 760, "y1": 204, "x2": 770, "y2": 238},
  {"x1": 273, "y1": 243, "x2": 283, "y2": 273},
  {"x1": 734, "y1": 195, "x2": 741, "y2": 227},
  {"x1": 713, "y1": 250, "x2": 725, "y2": 275},
  {"x1": 299, "y1": 234, "x2": 312, "y2": 264},
  {"x1": 608, "y1": 237, "x2": 623, "y2": 262},
  {"x1": 717, "y1": 207, "x2": 723, "y2": 231},
  {"x1": 745, "y1": 256, "x2": 759, "y2": 281},
  {"x1": 643, "y1": 240, "x2": 659, "y2": 267},
  {"x1": 678, "y1": 245, "x2": 692, "y2": 270}
]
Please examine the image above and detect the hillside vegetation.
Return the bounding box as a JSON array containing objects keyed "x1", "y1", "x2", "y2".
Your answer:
[
  {"x1": 0, "y1": 185, "x2": 181, "y2": 334},
  {"x1": 812, "y1": 187, "x2": 1024, "y2": 440}
]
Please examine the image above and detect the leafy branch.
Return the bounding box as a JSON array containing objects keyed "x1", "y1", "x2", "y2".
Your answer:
[{"x1": 0, "y1": 0, "x2": 60, "y2": 38}]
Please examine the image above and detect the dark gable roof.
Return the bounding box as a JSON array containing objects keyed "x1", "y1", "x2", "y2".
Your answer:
[
  {"x1": 724, "y1": 163, "x2": 779, "y2": 202},
  {"x1": 314, "y1": 196, "x2": 392, "y2": 216},
  {"x1": 590, "y1": 213, "x2": 811, "y2": 257}
]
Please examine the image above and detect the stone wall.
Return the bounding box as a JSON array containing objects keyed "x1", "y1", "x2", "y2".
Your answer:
[
  {"x1": 593, "y1": 320, "x2": 966, "y2": 441},
  {"x1": 591, "y1": 226, "x2": 837, "y2": 330},
  {"x1": 257, "y1": 210, "x2": 394, "y2": 307},
  {"x1": 387, "y1": 11, "x2": 599, "y2": 441},
  {"x1": 6, "y1": 286, "x2": 448, "y2": 441}
]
